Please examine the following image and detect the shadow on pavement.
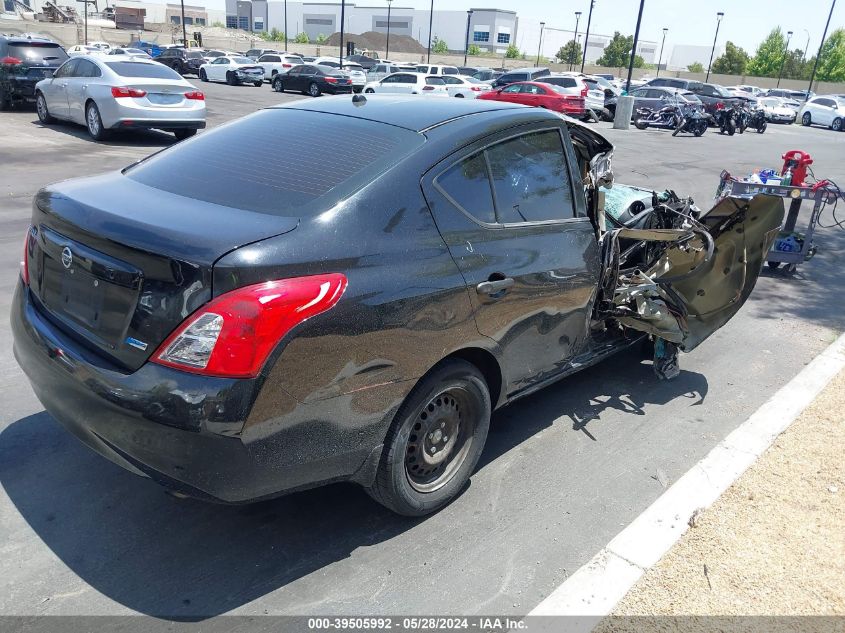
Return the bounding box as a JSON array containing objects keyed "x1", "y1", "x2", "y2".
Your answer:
[
  {"x1": 0, "y1": 347, "x2": 707, "y2": 620},
  {"x1": 29, "y1": 117, "x2": 179, "y2": 148}
]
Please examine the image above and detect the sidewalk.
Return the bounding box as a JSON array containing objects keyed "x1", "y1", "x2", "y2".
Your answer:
[{"x1": 601, "y1": 368, "x2": 845, "y2": 620}]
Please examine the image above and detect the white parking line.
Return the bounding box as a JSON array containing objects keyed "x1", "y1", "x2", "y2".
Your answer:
[{"x1": 529, "y1": 331, "x2": 845, "y2": 624}]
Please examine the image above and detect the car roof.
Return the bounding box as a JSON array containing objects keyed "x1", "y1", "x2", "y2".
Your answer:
[{"x1": 276, "y1": 95, "x2": 527, "y2": 132}]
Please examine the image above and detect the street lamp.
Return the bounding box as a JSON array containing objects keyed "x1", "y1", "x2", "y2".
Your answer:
[
  {"x1": 339, "y1": 0, "x2": 345, "y2": 68},
  {"x1": 580, "y1": 0, "x2": 595, "y2": 73},
  {"x1": 426, "y1": 0, "x2": 434, "y2": 63},
  {"x1": 705, "y1": 11, "x2": 724, "y2": 82},
  {"x1": 656, "y1": 27, "x2": 667, "y2": 77},
  {"x1": 625, "y1": 0, "x2": 644, "y2": 93},
  {"x1": 570, "y1": 11, "x2": 581, "y2": 70},
  {"x1": 536, "y1": 21, "x2": 545, "y2": 67},
  {"x1": 385, "y1": 0, "x2": 393, "y2": 59},
  {"x1": 802, "y1": 28, "x2": 810, "y2": 64},
  {"x1": 463, "y1": 10, "x2": 473, "y2": 66},
  {"x1": 284, "y1": 0, "x2": 287, "y2": 50},
  {"x1": 807, "y1": 0, "x2": 837, "y2": 101},
  {"x1": 777, "y1": 30, "x2": 793, "y2": 87}
]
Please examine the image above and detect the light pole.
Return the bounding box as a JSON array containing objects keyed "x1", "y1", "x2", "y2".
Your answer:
[
  {"x1": 656, "y1": 27, "x2": 667, "y2": 77},
  {"x1": 284, "y1": 0, "x2": 287, "y2": 50},
  {"x1": 426, "y1": 0, "x2": 434, "y2": 63},
  {"x1": 385, "y1": 0, "x2": 393, "y2": 59},
  {"x1": 802, "y1": 28, "x2": 810, "y2": 64},
  {"x1": 705, "y1": 11, "x2": 724, "y2": 82},
  {"x1": 580, "y1": 0, "x2": 594, "y2": 73},
  {"x1": 624, "y1": 0, "x2": 644, "y2": 93},
  {"x1": 777, "y1": 30, "x2": 793, "y2": 87},
  {"x1": 339, "y1": 0, "x2": 345, "y2": 67},
  {"x1": 463, "y1": 10, "x2": 473, "y2": 66},
  {"x1": 75, "y1": 0, "x2": 94, "y2": 43},
  {"x1": 536, "y1": 21, "x2": 545, "y2": 67},
  {"x1": 570, "y1": 11, "x2": 581, "y2": 70},
  {"x1": 180, "y1": 0, "x2": 187, "y2": 45},
  {"x1": 807, "y1": 0, "x2": 836, "y2": 100}
]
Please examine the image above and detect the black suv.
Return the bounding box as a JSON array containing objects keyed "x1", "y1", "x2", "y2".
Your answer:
[
  {"x1": 154, "y1": 47, "x2": 205, "y2": 76},
  {"x1": 0, "y1": 36, "x2": 68, "y2": 109},
  {"x1": 491, "y1": 67, "x2": 551, "y2": 88}
]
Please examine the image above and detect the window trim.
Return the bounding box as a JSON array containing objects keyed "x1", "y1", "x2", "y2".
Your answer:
[{"x1": 430, "y1": 124, "x2": 582, "y2": 229}]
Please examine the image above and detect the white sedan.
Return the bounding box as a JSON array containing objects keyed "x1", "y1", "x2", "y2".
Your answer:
[
  {"x1": 757, "y1": 97, "x2": 797, "y2": 123},
  {"x1": 66, "y1": 45, "x2": 108, "y2": 57},
  {"x1": 439, "y1": 75, "x2": 491, "y2": 98},
  {"x1": 198, "y1": 56, "x2": 265, "y2": 86},
  {"x1": 362, "y1": 72, "x2": 448, "y2": 96}
]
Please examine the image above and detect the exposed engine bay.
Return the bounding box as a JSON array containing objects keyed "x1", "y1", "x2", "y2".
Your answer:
[{"x1": 567, "y1": 121, "x2": 785, "y2": 379}]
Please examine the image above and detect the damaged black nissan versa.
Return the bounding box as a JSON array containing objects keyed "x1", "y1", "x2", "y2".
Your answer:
[{"x1": 12, "y1": 97, "x2": 784, "y2": 516}]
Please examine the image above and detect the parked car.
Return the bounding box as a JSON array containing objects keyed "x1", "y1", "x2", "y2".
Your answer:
[
  {"x1": 644, "y1": 77, "x2": 703, "y2": 92},
  {"x1": 726, "y1": 84, "x2": 764, "y2": 97},
  {"x1": 415, "y1": 64, "x2": 459, "y2": 76},
  {"x1": 155, "y1": 47, "x2": 206, "y2": 76},
  {"x1": 346, "y1": 53, "x2": 379, "y2": 70},
  {"x1": 12, "y1": 97, "x2": 783, "y2": 515},
  {"x1": 66, "y1": 44, "x2": 108, "y2": 57},
  {"x1": 490, "y1": 67, "x2": 551, "y2": 89},
  {"x1": 312, "y1": 57, "x2": 367, "y2": 92},
  {"x1": 0, "y1": 35, "x2": 69, "y2": 110},
  {"x1": 128, "y1": 40, "x2": 163, "y2": 58},
  {"x1": 756, "y1": 97, "x2": 797, "y2": 123},
  {"x1": 366, "y1": 62, "x2": 403, "y2": 82},
  {"x1": 108, "y1": 47, "x2": 152, "y2": 59},
  {"x1": 438, "y1": 75, "x2": 491, "y2": 98},
  {"x1": 798, "y1": 95, "x2": 845, "y2": 131},
  {"x1": 202, "y1": 49, "x2": 238, "y2": 62},
  {"x1": 478, "y1": 81, "x2": 585, "y2": 116},
  {"x1": 271, "y1": 64, "x2": 353, "y2": 96},
  {"x1": 244, "y1": 48, "x2": 280, "y2": 61},
  {"x1": 606, "y1": 86, "x2": 700, "y2": 118},
  {"x1": 457, "y1": 66, "x2": 479, "y2": 76},
  {"x1": 88, "y1": 40, "x2": 111, "y2": 52},
  {"x1": 363, "y1": 72, "x2": 448, "y2": 96},
  {"x1": 471, "y1": 68, "x2": 502, "y2": 82},
  {"x1": 257, "y1": 52, "x2": 304, "y2": 81},
  {"x1": 645, "y1": 78, "x2": 735, "y2": 117},
  {"x1": 300, "y1": 56, "x2": 317, "y2": 62},
  {"x1": 34, "y1": 56, "x2": 205, "y2": 140},
  {"x1": 199, "y1": 56, "x2": 264, "y2": 86}
]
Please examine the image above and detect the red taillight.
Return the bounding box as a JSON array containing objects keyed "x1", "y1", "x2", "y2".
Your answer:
[
  {"x1": 325, "y1": 76, "x2": 338, "y2": 83},
  {"x1": 1, "y1": 56, "x2": 22, "y2": 65},
  {"x1": 470, "y1": 86, "x2": 482, "y2": 91},
  {"x1": 580, "y1": 86, "x2": 588, "y2": 97},
  {"x1": 152, "y1": 274, "x2": 347, "y2": 378},
  {"x1": 282, "y1": 63, "x2": 292, "y2": 68},
  {"x1": 111, "y1": 86, "x2": 147, "y2": 98},
  {"x1": 716, "y1": 102, "x2": 725, "y2": 110},
  {"x1": 422, "y1": 85, "x2": 435, "y2": 91},
  {"x1": 21, "y1": 228, "x2": 31, "y2": 285},
  {"x1": 184, "y1": 90, "x2": 204, "y2": 100}
]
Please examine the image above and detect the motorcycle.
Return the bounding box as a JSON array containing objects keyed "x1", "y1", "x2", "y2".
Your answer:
[
  {"x1": 746, "y1": 106, "x2": 767, "y2": 134},
  {"x1": 734, "y1": 103, "x2": 750, "y2": 134},
  {"x1": 714, "y1": 102, "x2": 737, "y2": 135},
  {"x1": 634, "y1": 98, "x2": 710, "y2": 137}
]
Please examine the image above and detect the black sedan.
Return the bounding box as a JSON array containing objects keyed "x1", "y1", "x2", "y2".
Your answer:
[
  {"x1": 12, "y1": 97, "x2": 782, "y2": 516},
  {"x1": 271, "y1": 64, "x2": 353, "y2": 96}
]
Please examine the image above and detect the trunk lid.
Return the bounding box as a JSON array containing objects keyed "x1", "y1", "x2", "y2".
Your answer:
[{"x1": 27, "y1": 172, "x2": 298, "y2": 371}]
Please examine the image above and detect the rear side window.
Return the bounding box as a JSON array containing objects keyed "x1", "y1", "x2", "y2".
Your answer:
[
  {"x1": 426, "y1": 77, "x2": 445, "y2": 85},
  {"x1": 7, "y1": 42, "x2": 68, "y2": 64},
  {"x1": 105, "y1": 62, "x2": 182, "y2": 79},
  {"x1": 436, "y1": 153, "x2": 496, "y2": 224},
  {"x1": 125, "y1": 109, "x2": 425, "y2": 216}
]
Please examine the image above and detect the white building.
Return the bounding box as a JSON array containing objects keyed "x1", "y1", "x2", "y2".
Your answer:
[
  {"x1": 517, "y1": 19, "x2": 657, "y2": 66},
  {"x1": 668, "y1": 44, "x2": 723, "y2": 71}
]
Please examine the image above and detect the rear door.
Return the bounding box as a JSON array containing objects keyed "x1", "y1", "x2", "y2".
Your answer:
[
  {"x1": 423, "y1": 124, "x2": 600, "y2": 394},
  {"x1": 66, "y1": 58, "x2": 101, "y2": 123}
]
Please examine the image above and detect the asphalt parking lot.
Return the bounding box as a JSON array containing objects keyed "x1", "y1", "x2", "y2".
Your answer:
[{"x1": 1, "y1": 80, "x2": 844, "y2": 618}]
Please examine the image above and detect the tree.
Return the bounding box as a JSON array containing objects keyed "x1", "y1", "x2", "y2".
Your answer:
[
  {"x1": 711, "y1": 41, "x2": 750, "y2": 75},
  {"x1": 268, "y1": 27, "x2": 286, "y2": 42},
  {"x1": 557, "y1": 40, "x2": 582, "y2": 66},
  {"x1": 816, "y1": 28, "x2": 845, "y2": 82},
  {"x1": 781, "y1": 48, "x2": 808, "y2": 80},
  {"x1": 505, "y1": 44, "x2": 520, "y2": 59},
  {"x1": 315, "y1": 33, "x2": 327, "y2": 44},
  {"x1": 596, "y1": 32, "x2": 643, "y2": 68},
  {"x1": 748, "y1": 27, "x2": 787, "y2": 77},
  {"x1": 687, "y1": 61, "x2": 704, "y2": 73},
  {"x1": 467, "y1": 44, "x2": 482, "y2": 56},
  {"x1": 432, "y1": 36, "x2": 449, "y2": 54},
  {"x1": 294, "y1": 32, "x2": 309, "y2": 44}
]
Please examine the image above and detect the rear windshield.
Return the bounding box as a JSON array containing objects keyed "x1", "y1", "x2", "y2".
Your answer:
[
  {"x1": 233, "y1": 57, "x2": 254, "y2": 64},
  {"x1": 7, "y1": 42, "x2": 68, "y2": 64},
  {"x1": 125, "y1": 109, "x2": 425, "y2": 216},
  {"x1": 426, "y1": 77, "x2": 445, "y2": 85},
  {"x1": 105, "y1": 62, "x2": 181, "y2": 79},
  {"x1": 187, "y1": 51, "x2": 205, "y2": 59}
]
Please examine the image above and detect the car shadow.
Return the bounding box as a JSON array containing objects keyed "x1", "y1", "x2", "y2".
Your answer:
[
  {"x1": 0, "y1": 347, "x2": 708, "y2": 620},
  {"x1": 30, "y1": 118, "x2": 179, "y2": 148}
]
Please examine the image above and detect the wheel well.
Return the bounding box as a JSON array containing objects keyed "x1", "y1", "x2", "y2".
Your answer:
[
  {"x1": 443, "y1": 348, "x2": 503, "y2": 407},
  {"x1": 271, "y1": 69, "x2": 278, "y2": 76}
]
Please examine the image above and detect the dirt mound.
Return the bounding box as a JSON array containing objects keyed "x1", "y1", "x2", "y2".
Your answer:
[{"x1": 324, "y1": 31, "x2": 426, "y2": 55}]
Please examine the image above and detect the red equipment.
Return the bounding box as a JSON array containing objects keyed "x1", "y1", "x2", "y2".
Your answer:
[{"x1": 781, "y1": 150, "x2": 813, "y2": 187}]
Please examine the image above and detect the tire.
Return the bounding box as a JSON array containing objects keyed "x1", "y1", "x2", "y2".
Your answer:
[
  {"x1": 833, "y1": 117, "x2": 843, "y2": 132},
  {"x1": 85, "y1": 102, "x2": 107, "y2": 141},
  {"x1": 757, "y1": 121, "x2": 767, "y2": 133},
  {"x1": 726, "y1": 119, "x2": 736, "y2": 136},
  {"x1": 35, "y1": 92, "x2": 54, "y2": 123},
  {"x1": 454, "y1": 93, "x2": 464, "y2": 98},
  {"x1": 173, "y1": 128, "x2": 196, "y2": 140},
  {"x1": 0, "y1": 84, "x2": 12, "y2": 111},
  {"x1": 272, "y1": 76, "x2": 284, "y2": 92},
  {"x1": 366, "y1": 359, "x2": 491, "y2": 516},
  {"x1": 308, "y1": 82, "x2": 321, "y2": 97},
  {"x1": 199, "y1": 69, "x2": 208, "y2": 82},
  {"x1": 802, "y1": 112, "x2": 811, "y2": 126},
  {"x1": 767, "y1": 261, "x2": 781, "y2": 270},
  {"x1": 694, "y1": 120, "x2": 706, "y2": 136},
  {"x1": 226, "y1": 71, "x2": 237, "y2": 86},
  {"x1": 365, "y1": 88, "x2": 375, "y2": 94},
  {"x1": 634, "y1": 119, "x2": 648, "y2": 130},
  {"x1": 254, "y1": 81, "x2": 263, "y2": 87}
]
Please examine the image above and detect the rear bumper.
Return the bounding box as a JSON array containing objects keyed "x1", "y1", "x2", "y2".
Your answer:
[
  {"x1": 11, "y1": 280, "x2": 391, "y2": 503},
  {"x1": 99, "y1": 98, "x2": 207, "y2": 129},
  {"x1": 4, "y1": 76, "x2": 41, "y2": 102}
]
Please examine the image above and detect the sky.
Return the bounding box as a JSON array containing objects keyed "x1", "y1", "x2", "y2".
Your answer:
[{"x1": 198, "y1": 0, "x2": 844, "y2": 60}]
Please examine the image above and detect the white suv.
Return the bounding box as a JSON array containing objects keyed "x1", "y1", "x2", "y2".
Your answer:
[
  {"x1": 415, "y1": 64, "x2": 459, "y2": 76},
  {"x1": 257, "y1": 53, "x2": 304, "y2": 81},
  {"x1": 798, "y1": 95, "x2": 845, "y2": 131},
  {"x1": 363, "y1": 72, "x2": 448, "y2": 96}
]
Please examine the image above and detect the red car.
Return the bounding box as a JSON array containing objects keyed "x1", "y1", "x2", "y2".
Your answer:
[{"x1": 477, "y1": 81, "x2": 585, "y2": 116}]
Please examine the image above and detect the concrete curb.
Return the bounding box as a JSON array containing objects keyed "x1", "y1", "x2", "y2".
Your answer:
[{"x1": 529, "y1": 332, "x2": 845, "y2": 622}]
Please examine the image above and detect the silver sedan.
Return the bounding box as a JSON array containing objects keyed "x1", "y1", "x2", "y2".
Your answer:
[{"x1": 34, "y1": 56, "x2": 206, "y2": 141}]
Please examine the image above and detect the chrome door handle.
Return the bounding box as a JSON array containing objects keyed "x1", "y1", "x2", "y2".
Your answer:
[{"x1": 476, "y1": 278, "x2": 514, "y2": 295}]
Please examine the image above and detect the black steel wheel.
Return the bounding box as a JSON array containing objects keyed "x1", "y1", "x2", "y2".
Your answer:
[{"x1": 367, "y1": 359, "x2": 491, "y2": 516}]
